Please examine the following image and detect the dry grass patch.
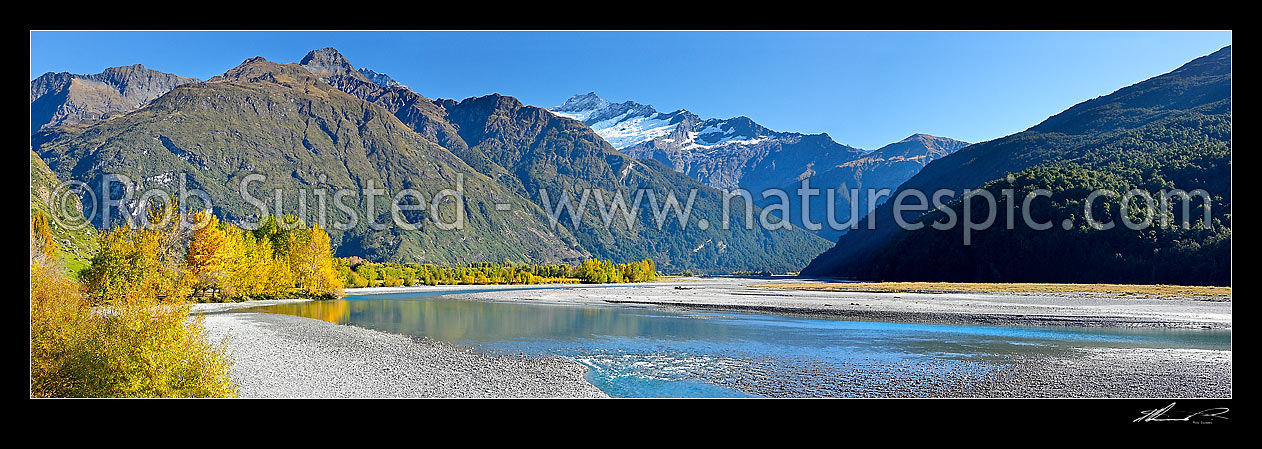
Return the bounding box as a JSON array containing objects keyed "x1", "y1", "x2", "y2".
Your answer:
[{"x1": 757, "y1": 282, "x2": 1231, "y2": 300}]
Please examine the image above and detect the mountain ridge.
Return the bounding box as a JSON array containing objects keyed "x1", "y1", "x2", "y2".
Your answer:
[
  {"x1": 35, "y1": 55, "x2": 590, "y2": 266},
  {"x1": 30, "y1": 64, "x2": 199, "y2": 134},
  {"x1": 802, "y1": 45, "x2": 1231, "y2": 285}
]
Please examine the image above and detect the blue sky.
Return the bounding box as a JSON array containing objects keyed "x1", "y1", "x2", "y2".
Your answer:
[{"x1": 31, "y1": 30, "x2": 1230, "y2": 149}]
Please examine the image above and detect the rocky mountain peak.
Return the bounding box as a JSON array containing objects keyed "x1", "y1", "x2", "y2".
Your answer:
[
  {"x1": 98, "y1": 63, "x2": 147, "y2": 76},
  {"x1": 214, "y1": 56, "x2": 292, "y2": 80},
  {"x1": 896, "y1": 131, "x2": 961, "y2": 147},
  {"x1": 299, "y1": 48, "x2": 369, "y2": 82},
  {"x1": 889, "y1": 133, "x2": 970, "y2": 155},
  {"x1": 301, "y1": 48, "x2": 350, "y2": 68},
  {"x1": 29, "y1": 63, "x2": 199, "y2": 134},
  {"x1": 555, "y1": 92, "x2": 612, "y2": 113},
  {"x1": 549, "y1": 92, "x2": 664, "y2": 136}
]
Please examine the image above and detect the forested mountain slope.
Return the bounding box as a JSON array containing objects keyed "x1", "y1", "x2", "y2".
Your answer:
[{"x1": 803, "y1": 46, "x2": 1231, "y2": 285}]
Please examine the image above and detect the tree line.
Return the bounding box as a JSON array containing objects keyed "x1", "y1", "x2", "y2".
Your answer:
[
  {"x1": 338, "y1": 258, "x2": 657, "y2": 287},
  {"x1": 81, "y1": 210, "x2": 344, "y2": 304}
]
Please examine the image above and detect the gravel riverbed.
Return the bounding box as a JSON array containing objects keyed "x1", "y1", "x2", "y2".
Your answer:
[{"x1": 959, "y1": 348, "x2": 1233, "y2": 398}]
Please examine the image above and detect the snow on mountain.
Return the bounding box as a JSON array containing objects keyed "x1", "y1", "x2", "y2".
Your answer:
[
  {"x1": 586, "y1": 112, "x2": 679, "y2": 149},
  {"x1": 549, "y1": 92, "x2": 612, "y2": 122},
  {"x1": 548, "y1": 92, "x2": 793, "y2": 153},
  {"x1": 550, "y1": 92, "x2": 685, "y2": 148},
  {"x1": 358, "y1": 67, "x2": 407, "y2": 89},
  {"x1": 551, "y1": 92, "x2": 966, "y2": 240},
  {"x1": 549, "y1": 92, "x2": 870, "y2": 193}
]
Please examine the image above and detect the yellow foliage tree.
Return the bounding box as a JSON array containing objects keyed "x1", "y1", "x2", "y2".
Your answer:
[
  {"x1": 31, "y1": 208, "x2": 236, "y2": 397},
  {"x1": 284, "y1": 224, "x2": 343, "y2": 297},
  {"x1": 81, "y1": 218, "x2": 189, "y2": 305},
  {"x1": 185, "y1": 210, "x2": 231, "y2": 300},
  {"x1": 31, "y1": 211, "x2": 57, "y2": 259}
]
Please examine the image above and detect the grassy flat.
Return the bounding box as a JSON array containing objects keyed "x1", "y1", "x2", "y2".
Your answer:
[{"x1": 758, "y1": 281, "x2": 1231, "y2": 300}]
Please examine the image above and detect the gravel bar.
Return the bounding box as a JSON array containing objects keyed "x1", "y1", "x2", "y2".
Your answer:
[
  {"x1": 960, "y1": 348, "x2": 1233, "y2": 398},
  {"x1": 200, "y1": 312, "x2": 607, "y2": 398},
  {"x1": 447, "y1": 277, "x2": 1232, "y2": 329}
]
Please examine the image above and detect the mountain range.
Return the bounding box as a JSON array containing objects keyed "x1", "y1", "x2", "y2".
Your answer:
[
  {"x1": 30, "y1": 48, "x2": 828, "y2": 273},
  {"x1": 28, "y1": 45, "x2": 1230, "y2": 283},
  {"x1": 550, "y1": 93, "x2": 968, "y2": 240}
]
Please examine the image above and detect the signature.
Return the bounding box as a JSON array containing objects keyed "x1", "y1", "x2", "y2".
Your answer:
[{"x1": 1135, "y1": 402, "x2": 1229, "y2": 423}]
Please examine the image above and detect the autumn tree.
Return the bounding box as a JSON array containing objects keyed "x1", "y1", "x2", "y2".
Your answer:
[
  {"x1": 185, "y1": 210, "x2": 231, "y2": 300},
  {"x1": 31, "y1": 225, "x2": 236, "y2": 397},
  {"x1": 31, "y1": 210, "x2": 56, "y2": 259},
  {"x1": 286, "y1": 223, "x2": 342, "y2": 297},
  {"x1": 80, "y1": 201, "x2": 188, "y2": 305}
]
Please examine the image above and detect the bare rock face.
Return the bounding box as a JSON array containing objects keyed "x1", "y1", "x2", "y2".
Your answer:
[
  {"x1": 30, "y1": 64, "x2": 199, "y2": 134},
  {"x1": 300, "y1": 47, "x2": 371, "y2": 83}
]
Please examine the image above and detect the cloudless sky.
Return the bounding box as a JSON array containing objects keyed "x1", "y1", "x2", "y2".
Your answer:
[{"x1": 30, "y1": 30, "x2": 1230, "y2": 149}]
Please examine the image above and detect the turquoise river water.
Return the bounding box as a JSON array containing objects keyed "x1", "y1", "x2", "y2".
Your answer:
[{"x1": 247, "y1": 289, "x2": 1231, "y2": 397}]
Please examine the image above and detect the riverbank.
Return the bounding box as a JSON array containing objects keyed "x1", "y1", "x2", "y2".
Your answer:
[
  {"x1": 190, "y1": 285, "x2": 646, "y2": 398},
  {"x1": 440, "y1": 277, "x2": 1231, "y2": 329},
  {"x1": 198, "y1": 311, "x2": 606, "y2": 398},
  {"x1": 343, "y1": 283, "x2": 619, "y2": 296},
  {"x1": 191, "y1": 299, "x2": 314, "y2": 314}
]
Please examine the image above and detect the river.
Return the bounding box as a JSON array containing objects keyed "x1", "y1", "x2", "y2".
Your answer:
[{"x1": 244, "y1": 289, "x2": 1231, "y2": 398}]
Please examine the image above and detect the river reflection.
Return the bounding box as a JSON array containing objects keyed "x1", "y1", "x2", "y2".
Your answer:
[{"x1": 253, "y1": 297, "x2": 736, "y2": 343}]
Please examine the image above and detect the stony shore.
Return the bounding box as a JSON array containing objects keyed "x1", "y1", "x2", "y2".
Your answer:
[
  {"x1": 964, "y1": 347, "x2": 1232, "y2": 398},
  {"x1": 198, "y1": 310, "x2": 606, "y2": 398}
]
